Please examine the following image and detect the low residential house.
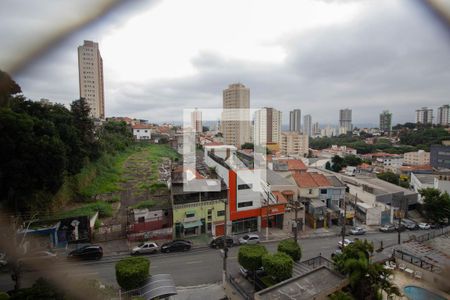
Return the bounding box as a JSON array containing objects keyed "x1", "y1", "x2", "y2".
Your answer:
[
  {"x1": 267, "y1": 169, "x2": 304, "y2": 231},
  {"x1": 270, "y1": 158, "x2": 308, "y2": 175},
  {"x1": 291, "y1": 172, "x2": 333, "y2": 229},
  {"x1": 132, "y1": 124, "x2": 152, "y2": 140},
  {"x1": 320, "y1": 145, "x2": 357, "y2": 158},
  {"x1": 398, "y1": 165, "x2": 433, "y2": 176}
]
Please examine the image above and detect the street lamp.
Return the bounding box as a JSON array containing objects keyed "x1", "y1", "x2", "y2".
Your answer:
[{"x1": 260, "y1": 181, "x2": 272, "y2": 241}]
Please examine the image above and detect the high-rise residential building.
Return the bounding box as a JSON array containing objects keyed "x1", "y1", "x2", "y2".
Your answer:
[
  {"x1": 78, "y1": 40, "x2": 105, "y2": 119},
  {"x1": 191, "y1": 108, "x2": 202, "y2": 133},
  {"x1": 339, "y1": 108, "x2": 352, "y2": 133},
  {"x1": 280, "y1": 132, "x2": 309, "y2": 157},
  {"x1": 303, "y1": 114, "x2": 312, "y2": 136},
  {"x1": 222, "y1": 83, "x2": 251, "y2": 148},
  {"x1": 289, "y1": 109, "x2": 301, "y2": 132},
  {"x1": 415, "y1": 107, "x2": 433, "y2": 124},
  {"x1": 437, "y1": 105, "x2": 450, "y2": 126},
  {"x1": 379, "y1": 110, "x2": 392, "y2": 134},
  {"x1": 254, "y1": 107, "x2": 282, "y2": 146},
  {"x1": 312, "y1": 122, "x2": 320, "y2": 136},
  {"x1": 321, "y1": 125, "x2": 336, "y2": 138}
]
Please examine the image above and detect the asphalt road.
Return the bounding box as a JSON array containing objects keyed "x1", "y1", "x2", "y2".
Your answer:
[{"x1": 0, "y1": 230, "x2": 413, "y2": 292}]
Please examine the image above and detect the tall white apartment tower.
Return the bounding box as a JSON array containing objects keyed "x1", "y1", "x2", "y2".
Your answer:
[
  {"x1": 437, "y1": 105, "x2": 450, "y2": 126},
  {"x1": 289, "y1": 109, "x2": 301, "y2": 132},
  {"x1": 415, "y1": 107, "x2": 433, "y2": 125},
  {"x1": 78, "y1": 40, "x2": 105, "y2": 119},
  {"x1": 254, "y1": 107, "x2": 282, "y2": 146},
  {"x1": 304, "y1": 114, "x2": 312, "y2": 136},
  {"x1": 222, "y1": 83, "x2": 251, "y2": 148},
  {"x1": 339, "y1": 108, "x2": 352, "y2": 133},
  {"x1": 191, "y1": 108, "x2": 202, "y2": 133}
]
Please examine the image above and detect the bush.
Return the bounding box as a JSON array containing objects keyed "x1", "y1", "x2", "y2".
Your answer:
[
  {"x1": 238, "y1": 244, "x2": 267, "y2": 272},
  {"x1": 262, "y1": 252, "x2": 293, "y2": 283},
  {"x1": 115, "y1": 257, "x2": 150, "y2": 291},
  {"x1": 278, "y1": 239, "x2": 302, "y2": 262},
  {"x1": 0, "y1": 292, "x2": 9, "y2": 300}
]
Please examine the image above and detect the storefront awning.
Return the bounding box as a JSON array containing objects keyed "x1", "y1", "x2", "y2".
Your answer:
[{"x1": 182, "y1": 220, "x2": 202, "y2": 229}]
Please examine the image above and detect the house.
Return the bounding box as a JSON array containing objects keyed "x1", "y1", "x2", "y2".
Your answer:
[
  {"x1": 291, "y1": 172, "x2": 333, "y2": 229},
  {"x1": 320, "y1": 145, "x2": 357, "y2": 158},
  {"x1": 132, "y1": 124, "x2": 152, "y2": 140}
]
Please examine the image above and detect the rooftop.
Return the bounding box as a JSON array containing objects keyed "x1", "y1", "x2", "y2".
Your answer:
[
  {"x1": 266, "y1": 169, "x2": 296, "y2": 186},
  {"x1": 412, "y1": 173, "x2": 437, "y2": 185},
  {"x1": 255, "y1": 266, "x2": 346, "y2": 300},
  {"x1": 292, "y1": 172, "x2": 330, "y2": 188}
]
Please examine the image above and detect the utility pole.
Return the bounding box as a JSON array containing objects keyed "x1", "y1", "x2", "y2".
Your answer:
[
  {"x1": 397, "y1": 198, "x2": 404, "y2": 245},
  {"x1": 294, "y1": 200, "x2": 299, "y2": 243},
  {"x1": 222, "y1": 197, "x2": 228, "y2": 287},
  {"x1": 341, "y1": 197, "x2": 347, "y2": 250}
]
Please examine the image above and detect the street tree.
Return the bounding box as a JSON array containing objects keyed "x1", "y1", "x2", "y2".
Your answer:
[
  {"x1": 115, "y1": 257, "x2": 150, "y2": 291},
  {"x1": 277, "y1": 239, "x2": 301, "y2": 262},
  {"x1": 238, "y1": 244, "x2": 267, "y2": 273},
  {"x1": 419, "y1": 188, "x2": 450, "y2": 224},
  {"x1": 262, "y1": 252, "x2": 293, "y2": 283}
]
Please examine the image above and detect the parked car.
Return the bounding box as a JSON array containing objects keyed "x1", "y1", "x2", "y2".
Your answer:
[
  {"x1": 418, "y1": 223, "x2": 431, "y2": 230},
  {"x1": 379, "y1": 224, "x2": 396, "y2": 233},
  {"x1": 401, "y1": 219, "x2": 418, "y2": 230},
  {"x1": 18, "y1": 251, "x2": 57, "y2": 266},
  {"x1": 349, "y1": 227, "x2": 366, "y2": 235},
  {"x1": 209, "y1": 236, "x2": 234, "y2": 249},
  {"x1": 131, "y1": 242, "x2": 159, "y2": 255},
  {"x1": 338, "y1": 239, "x2": 353, "y2": 248},
  {"x1": 160, "y1": 240, "x2": 192, "y2": 253},
  {"x1": 68, "y1": 245, "x2": 103, "y2": 260},
  {"x1": 239, "y1": 234, "x2": 260, "y2": 245},
  {"x1": 239, "y1": 266, "x2": 266, "y2": 279},
  {"x1": 331, "y1": 249, "x2": 342, "y2": 258}
]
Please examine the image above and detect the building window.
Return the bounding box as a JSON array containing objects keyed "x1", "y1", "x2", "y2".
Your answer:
[
  {"x1": 238, "y1": 184, "x2": 252, "y2": 190},
  {"x1": 238, "y1": 201, "x2": 253, "y2": 208},
  {"x1": 309, "y1": 189, "x2": 313, "y2": 194},
  {"x1": 320, "y1": 189, "x2": 327, "y2": 194},
  {"x1": 217, "y1": 210, "x2": 225, "y2": 217},
  {"x1": 186, "y1": 212, "x2": 195, "y2": 218}
]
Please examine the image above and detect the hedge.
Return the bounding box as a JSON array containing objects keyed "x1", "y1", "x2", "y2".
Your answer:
[
  {"x1": 0, "y1": 292, "x2": 9, "y2": 300},
  {"x1": 262, "y1": 252, "x2": 293, "y2": 283},
  {"x1": 238, "y1": 244, "x2": 268, "y2": 272},
  {"x1": 278, "y1": 239, "x2": 302, "y2": 262},
  {"x1": 115, "y1": 257, "x2": 150, "y2": 291}
]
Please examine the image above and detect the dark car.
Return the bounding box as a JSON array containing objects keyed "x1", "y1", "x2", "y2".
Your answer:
[
  {"x1": 161, "y1": 240, "x2": 192, "y2": 253},
  {"x1": 68, "y1": 245, "x2": 103, "y2": 260},
  {"x1": 209, "y1": 236, "x2": 234, "y2": 249}
]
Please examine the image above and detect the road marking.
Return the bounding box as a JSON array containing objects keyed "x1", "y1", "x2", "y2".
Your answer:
[{"x1": 185, "y1": 260, "x2": 202, "y2": 264}]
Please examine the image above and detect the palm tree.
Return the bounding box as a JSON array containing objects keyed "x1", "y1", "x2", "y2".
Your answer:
[{"x1": 333, "y1": 240, "x2": 400, "y2": 299}]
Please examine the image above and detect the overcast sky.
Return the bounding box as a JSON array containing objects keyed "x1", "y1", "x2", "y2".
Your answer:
[{"x1": 2, "y1": 0, "x2": 450, "y2": 126}]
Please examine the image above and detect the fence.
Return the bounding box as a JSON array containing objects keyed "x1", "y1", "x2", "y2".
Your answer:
[
  {"x1": 409, "y1": 226, "x2": 449, "y2": 243},
  {"x1": 393, "y1": 249, "x2": 441, "y2": 273},
  {"x1": 93, "y1": 223, "x2": 126, "y2": 242},
  {"x1": 301, "y1": 255, "x2": 335, "y2": 270},
  {"x1": 127, "y1": 227, "x2": 172, "y2": 242},
  {"x1": 228, "y1": 275, "x2": 252, "y2": 300}
]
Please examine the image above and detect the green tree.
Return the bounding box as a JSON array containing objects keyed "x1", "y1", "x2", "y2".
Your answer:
[
  {"x1": 332, "y1": 240, "x2": 399, "y2": 299},
  {"x1": 331, "y1": 155, "x2": 345, "y2": 172},
  {"x1": 238, "y1": 244, "x2": 267, "y2": 273},
  {"x1": 343, "y1": 155, "x2": 362, "y2": 167},
  {"x1": 277, "y1": 239, "x2": 302, "y2": 261},
  {"x1": 262, "y1": 252, "x2": 293, "y2": 283},
  {"x1": 71, "y1": 98, "x2": 100, "y2": 160},
  {"x1": 420, "y1": 188, "x2": 450, "y2": 224},
  {"x1": 0, "y1": 70, "x2": 21, "y2": 107},
  {"x1": 115, "y1": 257, "x2": 150, "y2": 291},
  {"x1": 325, "y1": 161, "x2": 332, "y2": 170},
  {"x1": 377, "y1": 172, "x2": 399, "y2": 185}
]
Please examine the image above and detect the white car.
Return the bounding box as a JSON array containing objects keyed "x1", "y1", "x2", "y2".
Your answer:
[
  {"x1": 239, "y1": 234, "x2": 260, "y2": 245},
  {"x1": 418, "y1": 223, "x2": 431, "y2": 230},
  {"x1": 131, "y1": 242, "x2": 159, "y2": 255},
  {"x1": 338, "y1": 239, "x2": 353, "y2": 249}
]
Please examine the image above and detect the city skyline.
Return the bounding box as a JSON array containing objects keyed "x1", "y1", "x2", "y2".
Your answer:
[{"x1": 2, "y1": 0, "x2": 450, "y2": 125}]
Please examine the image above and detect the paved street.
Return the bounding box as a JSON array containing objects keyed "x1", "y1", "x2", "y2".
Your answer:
[{"x1": 0, "y1": 230, "x2": 413, "y2": 292}]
